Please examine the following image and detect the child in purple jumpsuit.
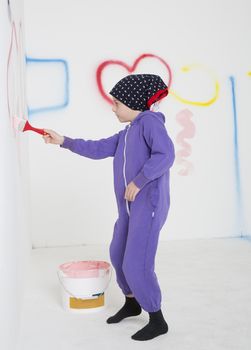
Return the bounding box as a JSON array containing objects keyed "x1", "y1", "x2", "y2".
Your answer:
[{"x1": 43, "y1": 74, "x2": 175, "y2": 341}]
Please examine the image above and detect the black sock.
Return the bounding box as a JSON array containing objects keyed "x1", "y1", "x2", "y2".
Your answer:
[
  {"x1": 131, "y1": 309, "x2": 168, "y2": 341},
  {"x1": 106, "y1": 296, "x2": 142, "y2": 324}
]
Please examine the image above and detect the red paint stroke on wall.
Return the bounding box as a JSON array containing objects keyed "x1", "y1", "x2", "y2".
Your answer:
[
  {"x1": 7, "y1": 21, "x2": 26, "y2": 139},
  {"x1": 6, "y1": 20, "x2": 27, "y2": 174},
  {"x1": 175, "y1": 109, "x2": 196, "y2": 176},
  {"x1": 7, "y1": 22, "x2": 18, "y2": 124},
  {"x1": 96, "y1": 53, "x2": 172, "y2": 105}
]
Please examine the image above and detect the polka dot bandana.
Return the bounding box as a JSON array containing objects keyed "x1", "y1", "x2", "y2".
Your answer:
[{"x1": 109, "y1": 74, "x2": 169, "y2": 111}]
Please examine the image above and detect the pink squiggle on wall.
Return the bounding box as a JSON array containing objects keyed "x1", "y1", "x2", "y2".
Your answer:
[{"x1": 175, "y1": 109, "x2": 196, "y2": 176}]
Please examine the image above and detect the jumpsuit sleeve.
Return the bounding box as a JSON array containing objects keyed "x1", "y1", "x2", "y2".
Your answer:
[
  {"x1": 59, "y1": 131, "x2": 121, "y2": 159},
  {"x1": 133, "y1": 116, "x2": 175, "y2": 189}
]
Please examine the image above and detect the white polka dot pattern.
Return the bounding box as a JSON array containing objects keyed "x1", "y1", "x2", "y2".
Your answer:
[{"x1": 109, "y1": 74, "x2": 168, "y2": 111}]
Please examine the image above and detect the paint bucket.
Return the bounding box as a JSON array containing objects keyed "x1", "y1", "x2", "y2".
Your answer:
[{"x1": 57, "y1": 260, "x2": 112, "y2": 313}]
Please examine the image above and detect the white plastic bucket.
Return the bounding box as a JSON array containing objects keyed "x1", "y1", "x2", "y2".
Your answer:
[{"x1": 57, "y1": 260, "x2": 112, "y2": 313}]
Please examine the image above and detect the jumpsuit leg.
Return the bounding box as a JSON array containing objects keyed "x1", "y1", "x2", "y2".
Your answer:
[
  {"x1": 109, "y1": 214, "x2": 132, "y2": 296},
  {"x1": 121, "y1": 187, "x2": 164, "y2": 312}
]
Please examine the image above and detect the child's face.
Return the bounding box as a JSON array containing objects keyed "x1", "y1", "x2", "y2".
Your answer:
[{"x1": 112, "y1": 97, "x2": 140, "y2": 123}]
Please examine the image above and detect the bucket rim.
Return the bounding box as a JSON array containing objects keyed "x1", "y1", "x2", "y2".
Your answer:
[{"x1": 58, "y1": 260, "x2": 111, "y2": 273}]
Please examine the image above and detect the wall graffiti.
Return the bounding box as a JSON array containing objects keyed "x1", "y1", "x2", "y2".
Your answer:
[
  {"x1": 175, "y1": 109, "x2": 195, "y2": 176},
  {"x1": 26, "y1": 57, "x2": 69, "y2": 117},
  {"x1": 96, "y1": 53, "x2": 172, "y2": 105},
  {"x1": 229, "y1": 76, "x2": 243, "y2": 233},
  {"x1": 171, "y1": 64, "x2": 219, "y2": 106},
  {"x1": 7, "y1": 21, "x2": 26, "y2": 138}
]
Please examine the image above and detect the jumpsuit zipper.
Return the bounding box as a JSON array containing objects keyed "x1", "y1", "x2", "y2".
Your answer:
[{"x1": 123, "y1": 124, "x2": 131, "y2": 216}]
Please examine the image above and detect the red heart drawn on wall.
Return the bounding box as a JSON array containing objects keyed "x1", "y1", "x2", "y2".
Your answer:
[{"x1": 96, "y1": 53, "x2": 172, "y2": 105}]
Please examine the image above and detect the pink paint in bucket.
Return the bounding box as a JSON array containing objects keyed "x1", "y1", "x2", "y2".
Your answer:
[{"x1": 57, "y1": 260, "x2": 112, "y2": 313}]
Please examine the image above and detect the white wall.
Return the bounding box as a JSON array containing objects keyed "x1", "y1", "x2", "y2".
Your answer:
[
  {"x1": 23, "y1": 0, "x2": 251, "y2": 248},
  {"x1": 0, "y1": 1, "x2": 30, "y2": 349}
]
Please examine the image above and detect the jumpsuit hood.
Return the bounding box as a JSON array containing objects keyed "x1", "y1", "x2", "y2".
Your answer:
[{"x1": 130, "y1": 111, "x2": 166, "y2": 126}]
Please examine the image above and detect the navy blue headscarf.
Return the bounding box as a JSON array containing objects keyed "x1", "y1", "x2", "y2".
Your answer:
[{"x1": 109, "y1": 74, "x2": 168, "y2": 111}]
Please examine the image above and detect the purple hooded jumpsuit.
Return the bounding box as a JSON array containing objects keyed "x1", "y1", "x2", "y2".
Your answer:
[{"x1": 60, "y1": 109, "x2": 175, "y2": 312}]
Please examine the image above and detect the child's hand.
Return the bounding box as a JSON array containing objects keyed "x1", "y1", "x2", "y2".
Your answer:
[
  {"x1": 124, "y1": 181, "x2": 140, "y2": 201},
  {"x1": 42, "y1": 129, "x2": 64, "y2": 145}
]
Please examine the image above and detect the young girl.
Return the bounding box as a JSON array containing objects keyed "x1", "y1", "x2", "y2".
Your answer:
[{"x1": 43, "y1": 74, "x2": 175, "y2": 341}]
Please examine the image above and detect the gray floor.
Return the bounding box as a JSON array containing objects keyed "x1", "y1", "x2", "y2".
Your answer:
[{"x1": 17, "y1": 238, "x2": 251, "y2": 350}]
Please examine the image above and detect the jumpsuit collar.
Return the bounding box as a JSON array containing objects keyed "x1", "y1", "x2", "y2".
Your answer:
[{"x1": 128, "y1": 110, "x2": 166, "y2": 127}]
